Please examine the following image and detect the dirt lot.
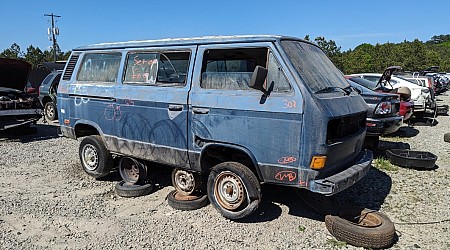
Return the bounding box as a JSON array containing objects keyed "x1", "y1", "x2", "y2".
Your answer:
[{"x1": 1, "y1": 94, "x2": 449, "y2": 249}]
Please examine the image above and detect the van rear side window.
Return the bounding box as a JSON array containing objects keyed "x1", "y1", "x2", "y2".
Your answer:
[
  {"x1": 123, "y1": 51, "x2": 190, "y2": 86},
  {"x1": 76, "y1": 53, "x2": 121, "y2": 83}
]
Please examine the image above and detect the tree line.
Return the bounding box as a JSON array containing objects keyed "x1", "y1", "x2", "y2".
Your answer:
[
  {"x1": 0, "y1": 43, "x2": 71, "y2": 67},
  {"x1": 308, "y1": 34, "x2": 450, "y2": 74},
  {"x1": 1, "y1": 34, "x2": 450, "y2": 74}
]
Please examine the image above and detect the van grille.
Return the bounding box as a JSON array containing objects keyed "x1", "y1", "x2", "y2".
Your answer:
[
  {"x1": 62, "y1": 54, "x2": 80, "y2": 81},
  {"x1": 327, "y1": 112, "x2": 366, "y2": 143}
]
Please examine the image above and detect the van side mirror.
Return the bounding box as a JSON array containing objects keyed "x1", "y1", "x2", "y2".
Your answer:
[{"x1": 249, "y1": 66, "x2": 268, "y2": 93}]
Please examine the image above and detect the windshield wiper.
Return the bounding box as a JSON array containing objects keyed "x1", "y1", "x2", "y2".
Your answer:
[{"x1": 315, "y1": 86, "x2": 351, "y2": 95}]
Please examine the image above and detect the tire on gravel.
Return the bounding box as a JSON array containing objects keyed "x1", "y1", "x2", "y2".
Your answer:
[
  {"x1": 79, "y1": 135, "x2": 113, "y2": 178},
  {"x1": 207, "y1": 161, "x2": 261, "y2": 220},
  {"x1": 115, "y1": 181, "x2": 154, "y2": 198},
  {"x1": 167, "y1": 190, "x2": 208, "y2": 211},
  {"x1": 325, "y1": 207, "x2": 396, "y2": 249},
  {"x1": 44, "y1": 101, "x2": 57, "y2": 121}
]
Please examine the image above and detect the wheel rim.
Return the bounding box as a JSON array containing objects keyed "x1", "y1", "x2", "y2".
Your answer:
[
  {"x1": 119, "y1": 157, "x2": 146, "y2": 184},
  {"x1": 214, "y1": 171, "x2": 245, "y2": 210},
  {"x1": 173, "y1": 169, "x2": 197, "y2": 195},
  {"x1": 124, "y1": 162, "x2": 140, "y2": 183},
  {"x1": 82, "y1": 144, "x2": 98, "y2": 171},
  {"x1": 46, "y1": 104, "x2": 54, "y2": 118}
]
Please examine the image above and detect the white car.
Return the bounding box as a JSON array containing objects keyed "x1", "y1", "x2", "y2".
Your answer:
[{"x1": 349, "y1": 73, "x2": 431, "y2": 111}]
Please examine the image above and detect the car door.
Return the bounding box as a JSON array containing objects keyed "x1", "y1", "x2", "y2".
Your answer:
[
  {"x1": 188, "y1": 42, "x2": 304, "y2": 183},
  {"x1": 110, "y1": 47, "x2": 195, "y2": 167}
]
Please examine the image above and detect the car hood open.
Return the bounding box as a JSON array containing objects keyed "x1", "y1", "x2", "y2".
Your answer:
[{"x1": 0, "y1": 58, "x2": 32, "y2": 91}]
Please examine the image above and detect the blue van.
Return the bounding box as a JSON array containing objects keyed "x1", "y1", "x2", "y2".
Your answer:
[{"x1": 58, "y1": 35, "x2": 372, "y2": 219}]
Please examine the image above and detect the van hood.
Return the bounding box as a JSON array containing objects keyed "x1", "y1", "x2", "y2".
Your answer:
[{"x1": 0, "y1": 58, "x2": 32, "y2": 91}]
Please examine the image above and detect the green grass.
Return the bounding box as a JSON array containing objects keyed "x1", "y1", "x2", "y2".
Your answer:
[
  {"x1": 373, "y1": 157, "x2": 399, "y2": 172},
  {"x1": 326, "y1": 238, "x2": 347, "y2": 249}
]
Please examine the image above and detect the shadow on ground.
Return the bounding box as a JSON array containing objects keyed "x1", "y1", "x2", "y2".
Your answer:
[{"x1": 0, "y1": 122, "x2": 59, "y2": 143}]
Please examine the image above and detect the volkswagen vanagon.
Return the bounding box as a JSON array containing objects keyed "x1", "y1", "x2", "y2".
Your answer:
[{"x1": 58, "y1": 35, "x2": 372, "y2": 219}]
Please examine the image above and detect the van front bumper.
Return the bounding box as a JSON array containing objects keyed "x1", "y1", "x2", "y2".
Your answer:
[{"x1": 308, "y1": 149, "x2": 373, "y2": 195}]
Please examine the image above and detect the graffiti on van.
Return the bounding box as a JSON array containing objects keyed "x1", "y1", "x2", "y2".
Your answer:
[
  {"x1": 274, "y1": 170, "x2": 297, "y2": 182},
  {"x1": 277, "y1": 156, "x2": 297, "y2": 164}
]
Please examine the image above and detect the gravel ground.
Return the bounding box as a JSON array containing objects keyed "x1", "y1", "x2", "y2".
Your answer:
[{"x1": 0, "y1": 94, "x2": 449, "y2": 250}]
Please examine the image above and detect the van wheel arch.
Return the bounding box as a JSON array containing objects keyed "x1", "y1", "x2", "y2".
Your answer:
[
  {"x1": 74, "y1": 123, "x2": 101, "y2": 138},
  {"x1": 199, "y1": 143, "x2": 262, "y2": 181}
]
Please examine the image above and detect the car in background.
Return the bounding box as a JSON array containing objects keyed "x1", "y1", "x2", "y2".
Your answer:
[
  {"x1": 346, "y1": 75, "x2": 413, "y2": 121},
  {"x1": 0, "y1": 58, "x2": 42, "y2": 132},
  {"x1": 350, "y1": 67, "x2": 432, "y2": 113},
  {"x1": 347, "y1": 79, "x2": 403, "y2": 148},
  {"x1": 39, "y1": 70, "x2": 62, "y2": 121}
]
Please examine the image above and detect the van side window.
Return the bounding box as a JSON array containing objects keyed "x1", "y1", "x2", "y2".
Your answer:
[
  {"x1": 77, "y1": 53, "x2": 121, "y2": 82},
  {"x1": 123, "y1": 51, "x2": 190, "y2": 86},
  {"x1": 200, "y1": 48, "x2": 267, "y2": 90},
  {"x1": 267, "y1": 52, "x2": 291, "y2": 92},
  {"x1": 200, "y1": 48, "x2": 290, "y2": 92}
]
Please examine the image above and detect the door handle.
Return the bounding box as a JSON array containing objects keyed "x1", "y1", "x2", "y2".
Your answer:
[
  {"x1": 168, "y1": 104, "x2": 183, "y2": 111},
  {"x1": 192, "y1": 107, "x2": 210, "y2": 114}
]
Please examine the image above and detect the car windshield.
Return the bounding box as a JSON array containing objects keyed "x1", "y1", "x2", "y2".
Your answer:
[{"x1": 280, "y1": 40, "x2": 349, "y2": 94}]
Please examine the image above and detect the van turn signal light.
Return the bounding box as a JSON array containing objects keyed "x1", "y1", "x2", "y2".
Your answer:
[
  {"x1": 64, "y1": 119, "x2": 70, "y2": 125},
  {"x1": 310, "y1": 156, "x2": 327, "y2": 170}
]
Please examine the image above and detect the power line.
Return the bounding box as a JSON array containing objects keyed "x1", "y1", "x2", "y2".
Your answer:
[{"x1": 44, "y1": 13, "x2": 61, "y2": 62}]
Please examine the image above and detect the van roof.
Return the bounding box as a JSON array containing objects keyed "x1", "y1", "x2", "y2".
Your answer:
[{"x1": 74, "y1": 35, "x2": 303, "y2": 51}]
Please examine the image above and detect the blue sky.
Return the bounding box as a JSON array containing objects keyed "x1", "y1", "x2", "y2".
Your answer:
[{"x1": 1, "y1": 0, "x2": 449, "y2": 53}]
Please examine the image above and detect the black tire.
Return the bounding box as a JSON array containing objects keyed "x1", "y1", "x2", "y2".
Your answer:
[
  {"x1": 44, "y1": 101, "x2": 57, "y2": 121},
  {"x1": 167, "y1": 190, "x2": 209, "y2": 211},
  {"x1": 79, "y1": 135, "x2": 113, "y2": 178},
  {"x1": 115, "y1": 181, "x2": 153, "y2": 197},
  {"x1": 207, "y1": 161, "x2": 261, "y2": 220},
  {"x1": 325, "y1": 207, "x2": 396, "y2": 249}
]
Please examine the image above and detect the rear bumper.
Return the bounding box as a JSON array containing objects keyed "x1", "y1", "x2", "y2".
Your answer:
[
  {"x1": 366, "y1": 116, "x2": 403, "y2": 136},
  {"x1": 308, "y1": 149, "x2": 373, "y2": 195},
  {"x1": 0, "y1": 109, "x2": 42, "y2": 130}
]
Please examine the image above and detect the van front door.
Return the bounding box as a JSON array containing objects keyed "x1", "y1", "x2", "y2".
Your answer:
[{"x1": 188, "y1": 44, "x2": 304, "y2": 184}]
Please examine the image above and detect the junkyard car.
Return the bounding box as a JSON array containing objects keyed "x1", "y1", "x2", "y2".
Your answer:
[
  {"x1": 347, "y1": 79, "x2": 402, "y2": 136},
  {"x1": 347, "y1": 79, "x2": 402, "y2": 148},
  {"x1": 0, "y1": 58, "x2": 42, "y2": 131},
  {"x1": 346, "y1": 75, "x2": 413, "y2": 121},
  {"x1": 350, "y1": 67, "x2": 432, "y2": 113},
  {"x1": 58, "y1": 35, "x2": 373, "y2": 219},
  {"x1": 39, "y1": 70, "x2": 62, "y2": 121}
]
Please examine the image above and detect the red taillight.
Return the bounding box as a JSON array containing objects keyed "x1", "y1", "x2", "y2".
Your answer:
[{"x1": 375, "y1": 101, "x2": 392, "y2": 114}]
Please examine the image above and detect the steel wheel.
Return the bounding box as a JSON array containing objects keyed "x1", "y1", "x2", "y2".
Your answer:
[
  {"x1": 78, "y1": 136, "x2": 113, "y2": 178},
  {"x1": 172, "y1": 168, "x2": 200, "y2": 196},
  {"x1": 207, "y1": 162, "x2": 261, "y2": 220},
  {"x1": 81, "y1": 144, "x2": 99, "y2": 171},
  {"x1": 214, "y1": 171, "x2": 246, "y2": 210},
  {"x1": 119, "y1": 157, "x2": 147, "y2": 184}
]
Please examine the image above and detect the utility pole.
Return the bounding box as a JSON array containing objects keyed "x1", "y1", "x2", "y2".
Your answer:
[{"x1": 44, "y1": 13, "x2": 61, "y2": 62}]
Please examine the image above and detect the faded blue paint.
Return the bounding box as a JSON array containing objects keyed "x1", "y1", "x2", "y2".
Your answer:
[{"x1": 57, "y1": 35, "x2": 373, "y2": 195}]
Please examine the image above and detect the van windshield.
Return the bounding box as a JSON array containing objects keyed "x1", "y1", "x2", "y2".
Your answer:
[{"x1": 281, "y1": 40, "x2": 349, "y2": 94}]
